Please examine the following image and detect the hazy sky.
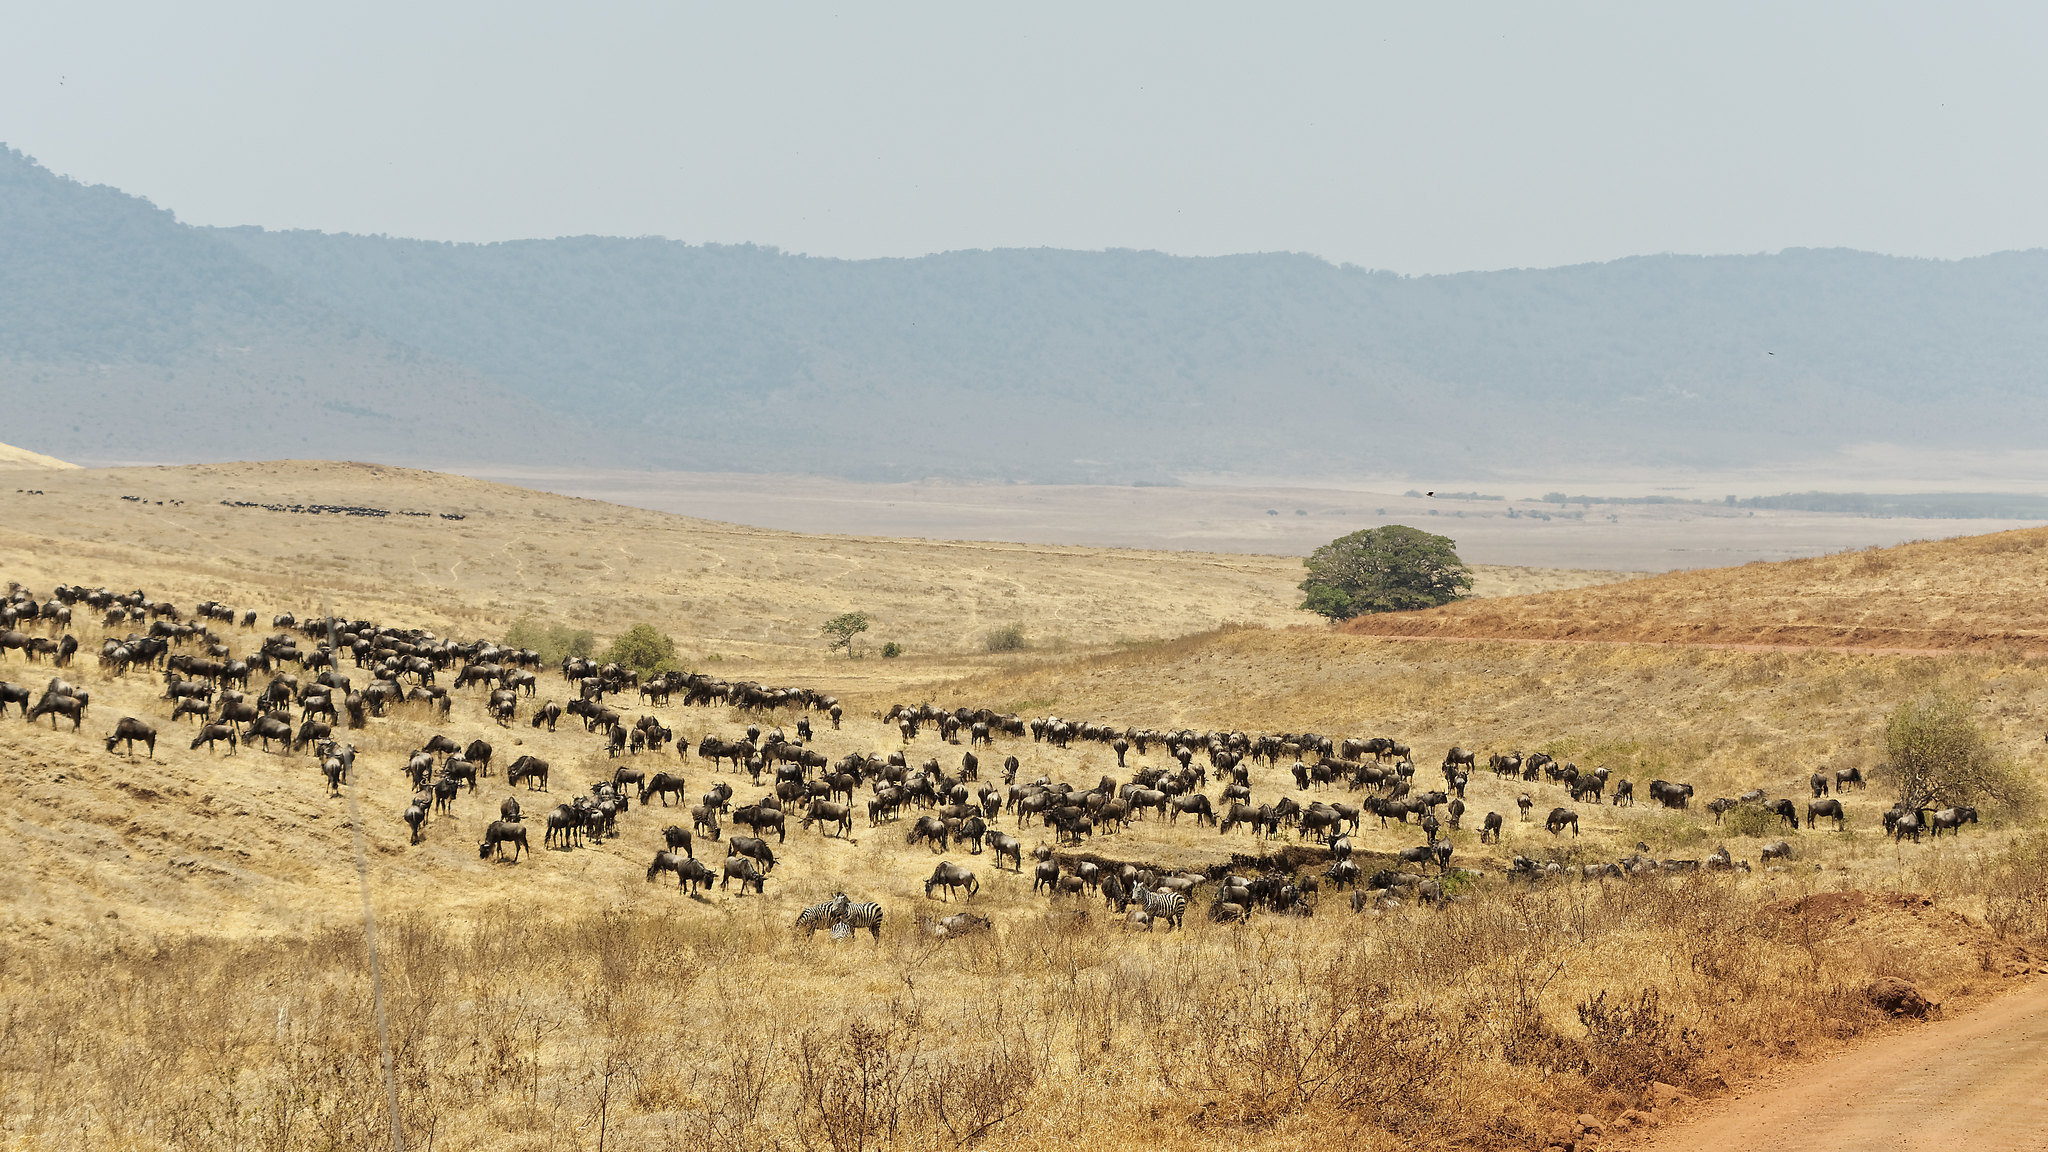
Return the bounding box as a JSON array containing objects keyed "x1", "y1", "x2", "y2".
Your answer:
[{"x1": 3, "y1": 2, "x2": 2043, "y2": 272}]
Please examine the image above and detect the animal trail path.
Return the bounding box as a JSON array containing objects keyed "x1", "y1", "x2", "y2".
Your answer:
[{"x1": 1634, "y1": 978, "x2": 2048, "y2": 1152}]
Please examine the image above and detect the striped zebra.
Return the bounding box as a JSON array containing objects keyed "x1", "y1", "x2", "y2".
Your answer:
[
  {"x1": 1130, "y1": 883, "x2": 1187, "y2": 929},
  {"x1": 795, "y1": 899, "x2": 840, "y2": 936},
  {"x1": 828, "y1": 892, "x2": 885, "y2": 941}
]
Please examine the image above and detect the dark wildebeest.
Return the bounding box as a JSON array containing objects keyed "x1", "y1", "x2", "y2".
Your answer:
[
  {"x1": 507, "y1": 755, "x2": 550, "y2": 791},
  {"x1": 1806, "y1": 798, "x2": 1846, "y2": 830},
  {"x1": 1480, "y1": 811, "x2": 1503, "y2": 843},
  {"x1": 189, "y1": 723, "x2": 238, "y2": 753},
  {"x1": 662, "y1": 825, "x2": 695, "y2": 858},
  {"x1": 404, "y1": 800, "x2": 428, "y2": 844},
  {"x1": 1930, "y1": 806, "x2": 1979, "y2": 837},
  {"x1": 802, "y1": 800, "x2": 855, "y2": 839},
  {"x1": 1810, "y1": 772, "x2": 1831, "y2": 798},
  {"x1": 1768, "y1": 798, "x2": 1799, "y2": 830},
  {"x1": 640, "y1": 772, "x2": 688, "y2": 807},
  {"x1": 727, "y1": 835, "x2": 777, "y2": 873},
  {"x1": 1545, "y1": 807, "x2": 1580, "y2": 836},
  {"x1": 925, "y1": 861, "x2": 979, "y2": 901},
  {"x1": 721, "y1": 856, "x2": 767, "y2": 894},
  {"x1": 500, "y1": 796, "x2": 522, "y2": 823},
  {"x1": 104, "y1": 717, "x2": 157, "y2": 758},
  {"x1": 479, "y1": 820, "x2": 528, "y2": 861}
]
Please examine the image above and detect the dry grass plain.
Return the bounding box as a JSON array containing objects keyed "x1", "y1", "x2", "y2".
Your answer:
[
  {"x1": 1345, "y1": 526, "x2": 2048, "y2": 650},
  {"x1": 2, "y1": 462, "x2": 2046, "y2": 1152}
]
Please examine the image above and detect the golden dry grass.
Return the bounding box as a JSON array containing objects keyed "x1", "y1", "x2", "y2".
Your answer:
[
  {"x1": 4, "y1": 463, "x2": 2048, "y2": 1151},
  {"x1": 1344, "y1": 527, "x2": 2048, "y2": 650},
  {"x1": 0, "y1": 461, "x2": 1619, "y2": 689}
]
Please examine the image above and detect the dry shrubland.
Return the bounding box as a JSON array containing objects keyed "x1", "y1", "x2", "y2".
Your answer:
[{"x1": 13, "y1": 866, "x2": 2036, "y2": 1152}]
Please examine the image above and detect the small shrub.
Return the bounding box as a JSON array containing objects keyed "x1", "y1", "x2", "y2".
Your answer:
[
  {"x1": 1987, "y1": 833, "x2": 2048, "y2": 943},
  {"x1": 600, "y1": 623, "x2": 680, "y2": 675},
  {"x1": 1721, "y1": 804, "x2": 1778, "y2": 839},
  {"x1": 1882, "y1": 691, "x2": 2036, "y2": 809},
  {"x1": 984, "y1": 625, "x2": 1027, "y2": 653},
  {"x1": 881, "y1": 642, "x2": 902, "y2": 659},
  {"x1": 504, "y1": 618, "x2": 596, "y2": 666}
]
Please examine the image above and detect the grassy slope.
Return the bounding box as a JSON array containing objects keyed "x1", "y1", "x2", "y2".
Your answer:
[
  {"x1": 4, "y1": 464, "x2": 2047, "y2": 1151},
  {"x1": 1343, "y1": 527, "x2": 2048, "y2": 649}
]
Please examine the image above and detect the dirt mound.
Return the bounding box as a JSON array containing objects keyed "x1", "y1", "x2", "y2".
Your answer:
[{"x1": 1342, "y1": 526, "x2": 2048, "y2": 650}]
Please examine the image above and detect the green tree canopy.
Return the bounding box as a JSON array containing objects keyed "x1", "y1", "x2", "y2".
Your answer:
[
  {"x1": 1298, "y1": 525, "x2": 1473, "y2": 620},
  {"x1": 822, "y1": 612, "x2": 870, "y2": 658},
  {"x1": 600, "y1": 623, "x2": 681, "y2": 675}
]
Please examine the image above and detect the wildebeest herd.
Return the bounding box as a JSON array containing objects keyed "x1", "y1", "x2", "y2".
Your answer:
[{"x1": 0, "y1": 578, "x2": 1993, "y2": 941}]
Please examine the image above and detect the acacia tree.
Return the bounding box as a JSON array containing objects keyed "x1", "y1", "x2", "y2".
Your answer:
[
  {"x1": 1299, "y1": 525, "x2": 1472, "y2": 620},
  {"x1": 822, "y1": 612, "x2": 870, "y2": 658}
]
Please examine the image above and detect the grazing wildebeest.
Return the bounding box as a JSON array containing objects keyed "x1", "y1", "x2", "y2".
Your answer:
[
  {"x1": 1760, "y1": 839, "x2": 1794, "y2": 863},
  {"x1": 1480, "y1": 811, "x2": 1503, "y2": 843},
  {"x1": 507, "y1": 755, "x2": 550, "y2": 791},
  {"x1": 1806, "y1": 797, "x2": 1846, "y2": 830},
  {"x1": 404, "y1": 800, "x2": 427, "y2": 844},
  {"x1": 479, "y1": 820, "x2": 528, "y2": 861},
  {"x1": 0, "y1": 681, "x2": 29, "y2": 718},
  {"x1": 1706, "y1": 797, "x2": 1738, "y2": 822},
  {"x1": 1810, "y1": 772, "x2": 1831, "y2": 798},
  {"x1": 500, "y1": 796, "x2": 522, "y2": 823},
  {"x1": 28, "y1": 693, "x2": 85, "y2": 730},
  {"x1": 690, "y1": 805, "x2": 722, "y2": 840},
  {"x1": 640, "y1": 772, "x2": 688, "y2": 807},
  {"x1": 1931, "y1": 806, "x2": 1979, "y2": 837},
  {"x1": 189, "y1": 723, "x2": 238, "y2": 753},
  {"x1": 925, "y1": 861, "x2": 978, "y2": 901},
  {"x1": 1545, "y1": 807, "x2": 1580, "y2": 836},
  {"x1": 1835, "y1": 766, "x2": 1865, "y2": 791},
  {"x1": 721, "y1": 856, "x2": 767, "y2": 893},
  {"x1": 104, "y1": 717, "x2": 157, "y2": 758},
  {"x1": 646, "y1": 850, "x2": 694, "y2": 883},
  {"x1": 727, "y1": 835, "x2": 777, "y2": 873},
  {"x1": 1768, "y1": 798, "x2": 1799, "y2": 830}
]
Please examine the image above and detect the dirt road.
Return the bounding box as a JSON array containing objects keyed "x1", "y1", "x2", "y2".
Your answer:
[{"x1": 1634, "y1": 979, "x2": 2048, "y2": 1152}]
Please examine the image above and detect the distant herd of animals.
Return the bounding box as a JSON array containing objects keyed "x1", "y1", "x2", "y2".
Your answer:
[{"x1": 0, "y1": 579, "x2": 1994, "y2": 937}]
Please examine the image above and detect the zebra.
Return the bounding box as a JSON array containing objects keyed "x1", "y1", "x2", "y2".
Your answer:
[
  {"x1": 828, "y1": 892, "x2": 885, "y2": 941},
  {"x1": 795, "y1": 899, "x2": 841, "y2": 936},
  {"x1": 1129, "y1": 883, "x2": 1187, "y2": 929}
]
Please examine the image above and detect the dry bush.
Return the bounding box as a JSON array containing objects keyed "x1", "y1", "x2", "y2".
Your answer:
[
  {"x1": 1881, "y1": 691, "x2": 2036, "y2": 810},
  {"x1": 1987, "y1": 833, "x2": 2048, "y2": 943}
]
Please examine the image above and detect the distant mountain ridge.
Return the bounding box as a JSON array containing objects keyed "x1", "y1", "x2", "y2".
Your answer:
[{"x1": 5, "y1": 145, "x2": 2045, "y2": 481}]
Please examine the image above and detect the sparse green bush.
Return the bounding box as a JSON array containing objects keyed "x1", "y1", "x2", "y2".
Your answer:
[
  {"x1": 984, "y1": 624, "x2": 1027, "y2": 653},
  {"x1": 504, "y1": 618, "x2": 596, "y2": 666},
  {"x1": 600, "y1": 623, "x2": 680, "y2": 675},
  {"x1": 1721, "y1": 804, "x2": 1778, "y2": 839},
  {"x1": 1881, "y1": 691, "x2": 2036, "y2": 809},
  {"x1": 880, "y1": 642, "x2": 902, "y2": 659}
]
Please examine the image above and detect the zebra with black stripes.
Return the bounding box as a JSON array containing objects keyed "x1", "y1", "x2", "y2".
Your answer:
[
  {"x1": 795, "y1": 898, "x2": 841, "y2": 936},
  {"x1": 828, "y1": 892, "x2": 885, "y2": 941},
  {"x1": 1130, "y1": 883, "x2": 1187, "y2": 929}
]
